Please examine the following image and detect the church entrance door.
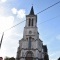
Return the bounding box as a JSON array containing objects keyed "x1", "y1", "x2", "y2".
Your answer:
[
  {"x1": 26, "y1": 51, "x2": 34, "y2": 60},
  {"x1": 26, "y1": 57, "x2": 33, "y2": 60}
]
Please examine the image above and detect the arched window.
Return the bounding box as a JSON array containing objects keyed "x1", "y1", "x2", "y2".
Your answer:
[
  {"x1": 26, "y1": 51, "x2": 33, "y2": 57},
  {"x1": 32, "y1": 19, "x2": 33, "y2": 26},
  {"x1": 28, "y1": 37, "x2": 31, "y2": 49},
  {"x1": 29, "y1": 18, "x2": 31, "y2": 26}
]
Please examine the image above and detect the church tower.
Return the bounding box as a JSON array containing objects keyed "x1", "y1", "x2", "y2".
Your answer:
[{"x1": 16, "y1": 6, "x2": 49, "y2": 60}]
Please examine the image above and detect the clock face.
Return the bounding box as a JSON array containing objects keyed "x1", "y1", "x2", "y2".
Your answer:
[{"x1": 29, "y1": 31, "x2": 32, "y2": 34}]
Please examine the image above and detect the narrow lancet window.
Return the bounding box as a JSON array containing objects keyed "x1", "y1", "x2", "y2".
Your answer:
[
  {"x1": 32, "y1": 19, "x2": 33, "y2": 26},
  {"x1": 28, "y1": 37, "x2": 31, "y2": 49},
  {"x1": 29, "y1": 18, "x2": 31, "y2": 26}
]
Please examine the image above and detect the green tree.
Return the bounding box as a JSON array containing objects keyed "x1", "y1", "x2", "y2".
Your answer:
[
  {"x1": 9, "y1": 57, "x2": 15, "y2": 60},
  {"x1": 4, "y1": 57, "x2": 9, "y2": 60}
]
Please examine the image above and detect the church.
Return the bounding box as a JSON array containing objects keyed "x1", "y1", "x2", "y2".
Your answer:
[{"x1": 16, "y1": 6, "x2": 49, "y2": 60}]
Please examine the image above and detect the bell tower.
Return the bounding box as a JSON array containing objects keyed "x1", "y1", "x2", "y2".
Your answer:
[
  {"x1": 25, "y1": 6, "x2": 37, "y2": 27},
  {"x1": 23, "y1": 6, "x2": 39, "y2": 41},
  {"x1": 16, "y1": 6, "x2": 49, "y2": 60}
]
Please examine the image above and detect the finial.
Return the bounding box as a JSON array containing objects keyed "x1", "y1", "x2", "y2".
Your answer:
[{"x1": 32, "y1": 4, "x2": 33, "y2": 6}]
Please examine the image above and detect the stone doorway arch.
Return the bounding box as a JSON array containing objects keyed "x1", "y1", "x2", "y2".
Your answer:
[{"x1": 25, "y1": 51, "x2": 34, "y2": 60}]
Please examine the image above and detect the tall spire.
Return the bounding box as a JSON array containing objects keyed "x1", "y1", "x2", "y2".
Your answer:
[{"x1": 29, "y1": 6, "x2": 35, "y2": 15}]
